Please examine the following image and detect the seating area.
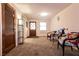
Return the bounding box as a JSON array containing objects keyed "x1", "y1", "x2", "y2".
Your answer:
[{"x1": 47, "y1": 28, "x2": 79, "y2": 56}]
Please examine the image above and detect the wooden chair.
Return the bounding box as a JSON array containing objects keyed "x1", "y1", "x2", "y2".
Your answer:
[
  {"x1": 47, "y1": 31, "x2": 57, "y2": 41},
  {"x1": 47, "y1": 32, "x2": 52, "y2": 41}
]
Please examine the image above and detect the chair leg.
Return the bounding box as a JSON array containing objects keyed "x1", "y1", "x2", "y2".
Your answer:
[
  {"x1": 50, "y1": 37, "x2": 51, "y2": 41},
  {"x1": 57, "y1": 41, "x2": 59, "y2": 49},
  {"x1": 53, "y1": 37, "x2": 54, "y2": 43},
  {"x1": 76, "y1": 45, "x2": 79, "y2": 50},
  {"x1": 62, "y1": 46, "x2": 65, "y2": 56},
  {"x1": 47, "y1": 36, "x2": 48, "y2": 39},
  {"x1": 71, "y1": 46, "x2": 73, "y2": 51}
]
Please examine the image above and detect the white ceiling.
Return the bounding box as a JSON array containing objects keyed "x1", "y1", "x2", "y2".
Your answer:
[{"x1": 14, "y1": 3, "x2": 71, "y2": 20}]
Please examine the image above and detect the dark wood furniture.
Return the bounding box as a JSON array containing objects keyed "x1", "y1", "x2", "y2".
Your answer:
[
  {"x1": 2, "y1": 3, "x2": 16, "y2": 55},
  {"x1": 47, "y1": 32, "x2": 52, "y2": 41},
  {"x1": 47, "y1": 31, "x2": 57, "y2": 42}
]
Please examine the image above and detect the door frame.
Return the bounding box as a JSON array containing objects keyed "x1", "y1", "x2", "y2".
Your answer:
[{"x1": 29, "y1": 21, "x2": 36, "y2": 37}]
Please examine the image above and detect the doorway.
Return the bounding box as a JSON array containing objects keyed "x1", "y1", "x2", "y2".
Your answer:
[{"x1": 29, "y1": 21, "x2": 36, "y2": 37}]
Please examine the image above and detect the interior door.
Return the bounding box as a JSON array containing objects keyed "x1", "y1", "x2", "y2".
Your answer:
[
  {"x1": 2, "y1": 4, "x2": 15, "y2": 55},
  {"x1": 29, "y1": 21, "x2": 36, "y2": 37}
]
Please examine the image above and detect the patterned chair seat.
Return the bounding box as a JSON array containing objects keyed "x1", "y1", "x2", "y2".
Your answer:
[
  {"x1": 57, "y1": 32, "x2": 79, "y2": 55},
  {"x1": 59, "y1": 37, "x2": 79, "y2": 46}
]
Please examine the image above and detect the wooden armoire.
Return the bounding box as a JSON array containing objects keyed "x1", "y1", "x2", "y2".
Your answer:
[{"x1": 2, "y1": 3, "x2": 16, "y2": 55}]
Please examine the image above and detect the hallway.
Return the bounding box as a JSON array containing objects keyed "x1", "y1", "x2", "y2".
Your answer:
[
  {"x1": 6, "y1": 37, "x2": 79, "y2": 56},
  {"x1": 0, "y1": 3, "x2": 79, "y2": 56}
]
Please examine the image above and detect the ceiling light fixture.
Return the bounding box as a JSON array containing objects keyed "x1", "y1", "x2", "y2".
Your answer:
[{"x1": 40, "y1": 12, "x2": 48, "y2": 17}]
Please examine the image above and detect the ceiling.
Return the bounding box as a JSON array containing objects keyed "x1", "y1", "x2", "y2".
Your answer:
[{"x1": 14, "y1": 3, "x2": 71, "y2": 20}]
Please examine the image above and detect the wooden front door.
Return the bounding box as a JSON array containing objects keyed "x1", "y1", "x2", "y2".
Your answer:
[
  {"x1": 2, "y1": 3, "x2": 16, "y2": 55},
  {"x1": 29, "y1": 21, "x2": 36, "y2": 37}
]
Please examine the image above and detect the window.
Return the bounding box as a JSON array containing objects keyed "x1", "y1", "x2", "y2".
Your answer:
[
  {"x1": 30, "y1": 22, "x2": 35, "y2": 30},
  {"x1": 40, "y1": 22, "x2": 46, "y2": 30},
  {"x1": 19, "y1": 19, "x2": 23, "y2": 25}
]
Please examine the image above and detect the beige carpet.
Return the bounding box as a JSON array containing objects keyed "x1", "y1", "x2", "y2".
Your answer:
[{"x1": 6, "y1": 37, "x2": 79, "y2": 56}]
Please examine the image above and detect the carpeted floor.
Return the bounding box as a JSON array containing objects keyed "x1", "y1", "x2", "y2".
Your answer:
[{"x1": 6, "y1": 36, "x2": 79, "y2": 56}]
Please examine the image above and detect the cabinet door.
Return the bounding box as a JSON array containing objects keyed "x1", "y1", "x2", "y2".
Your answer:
[{"x1": 2, "y1": 3, "x2": 16, "y2": 55}]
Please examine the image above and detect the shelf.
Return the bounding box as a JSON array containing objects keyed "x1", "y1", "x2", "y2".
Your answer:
[{"x1": 18, "y1": 19, "x2": 24, "y2": 44}]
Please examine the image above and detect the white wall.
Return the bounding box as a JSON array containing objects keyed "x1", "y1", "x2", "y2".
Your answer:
[
  {"x1": 0, "y1": 3, "x2": 2, "y2": 56},
  {"x1": 50, "y1": 4, "x2": 79, "y2": 32},
  {"x1": 23, "y1": 15, "x2": 29, "y2": 38},
  {"x1": 9, "y1": 3, "x2": 23, "y2": 46}
]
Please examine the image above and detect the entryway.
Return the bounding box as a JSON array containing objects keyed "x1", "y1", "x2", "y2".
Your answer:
[{"x1": 28, "y1": 21, "x2": 37, "y2": 37}]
